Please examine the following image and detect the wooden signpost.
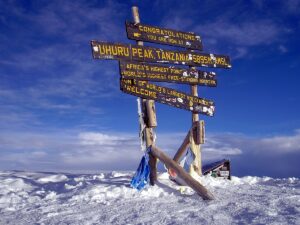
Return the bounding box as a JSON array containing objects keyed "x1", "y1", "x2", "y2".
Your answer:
[
  {"x1": 90, "y1": 6, "x2": 231, "y2": 200},
  {"x1": 120, "y1": 61, "x2": 217, "y2": 87}
]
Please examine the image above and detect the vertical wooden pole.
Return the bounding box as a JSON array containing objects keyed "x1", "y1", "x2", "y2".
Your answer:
[
  {"x1": 190, "y1": 73, "x2": 202, "y2": 176},
  {"x1": 132, "y1": 6, "x2": 158, "y2": 185}
]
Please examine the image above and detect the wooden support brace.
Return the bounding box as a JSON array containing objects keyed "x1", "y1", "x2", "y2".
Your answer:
[
  {"x1": 173, "y1": 120, "x2": 205, "y2": 163},
  {"x1": 173, "y1": 131, "x2": 190, "y2": 163},
  {"x1": 151, "y1": 145, "x2": 214, "y2": 200}
]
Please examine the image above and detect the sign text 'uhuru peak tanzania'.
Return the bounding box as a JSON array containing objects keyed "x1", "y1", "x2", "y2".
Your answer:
[{"x1": 91, "y1": 41, "x2": 231, "y2": 69}]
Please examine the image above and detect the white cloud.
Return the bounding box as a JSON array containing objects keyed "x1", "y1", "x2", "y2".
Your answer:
[
  {"x1": 195, "y1": 20, "x2": 279, "y2": 47},
  {"x1": 31, "y1": 151, "x2": 47, "y2": 157},
  {"x1": 259, "y1": 131, "x2": 300, "y2": 153},
  {"x1": 0, "y1": 0, "x2": 125, "y2": 131},
  {"x1": 207, "y1": 130, "x2": 300, "y2": 155},
  {"x1": 278, "y1": 45, "x2": 288, "y2": 53},
  {"x1": 162, "y1": 16, "x2": 194, "y2": 32},
  {"x1": 78, "y1": 132, "x2": 129, "y2": 146},
  {"x1": 252, "y1": 0, "x2": 300, "y2": 14},
  {"x1": 233, "y1": 47, "x2": 248, "y2": 59},
  {"x1": 0, "y1": 129, "x2": 300, "y2": 173},
  {"x1": 158, "y1": 1, "x2": 296, "y2": 59},
  {"x1": 285, "y1": 0, "x2": 300, "y2": 14},
  {"x1": 252, "y1": 0, "x2": 264, "y2": 9}
]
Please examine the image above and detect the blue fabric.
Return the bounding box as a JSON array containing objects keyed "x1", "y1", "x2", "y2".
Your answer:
[
  {"x1": 130, "y1": 148, "x2": 151, "y2": 190},
  {"x1": 183, "y1": 148, "x2": 196, "y2": 171}
]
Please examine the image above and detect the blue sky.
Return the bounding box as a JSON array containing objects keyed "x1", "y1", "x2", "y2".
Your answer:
[{"x1": 0, "y1": 0, "x2": 300, "y2": 177}]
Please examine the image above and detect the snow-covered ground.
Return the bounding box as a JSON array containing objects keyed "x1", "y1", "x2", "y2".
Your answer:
[{"x1": 0, "y1": 171, "x2": 299, "y2": 225}]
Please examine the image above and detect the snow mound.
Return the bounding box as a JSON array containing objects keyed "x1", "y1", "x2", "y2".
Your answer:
[{"x1": 0, "y1": 171, "x2": 299, "y2": 224}]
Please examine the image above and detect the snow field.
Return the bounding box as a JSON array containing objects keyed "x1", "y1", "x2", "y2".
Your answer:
[{"x1": 0, "y1": 171, "x2": 299, "y2": 224}]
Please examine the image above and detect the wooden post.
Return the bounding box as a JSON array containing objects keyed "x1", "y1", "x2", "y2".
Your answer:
[
  {"x1": 173, "y1": 121, "x2": 204, "y2": 163},
  {"x1": 146, "y1": 100, "x2": 157, "y2": 127},
  {"x1": 173, "y1": 131, "x2": 190, "y2": 162},
  {"x1": 151, "y1": 146, "x2": 214, "y2": 200},
  {"x1": 132, "y1": 6, "x2": 158, "y2": 185},
  {"x1": 190, "y1": 73, "x2": 202, "y2": 176}
]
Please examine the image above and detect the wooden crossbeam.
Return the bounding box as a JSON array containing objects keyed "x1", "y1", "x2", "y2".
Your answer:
[{"x1": 150, "y1": 145, "x2": 214, "y2": 200}]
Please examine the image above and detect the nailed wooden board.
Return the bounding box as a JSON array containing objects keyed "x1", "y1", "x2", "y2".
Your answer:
[
  {"x1": 91, "y1": 41, "x2": 231, "y2": 68},
  {"x1": 119, "y1": 61, "x2": 217, "y2": 87},
  {"x1": 126, "y1": 21, "x2": 203, "y2": 50},
  {"x1": 120, "y1": 79, "x2": 215, "y2": 116}
]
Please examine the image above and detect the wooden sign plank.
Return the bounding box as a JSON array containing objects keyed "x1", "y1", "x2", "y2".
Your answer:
[
  {"x1": 120, "y1": 79, "x2": 215, "y2": 116},
  {"x1": 126, "y1": 21, "x2": 203, "y2": 50},
  {"x1": 91, "y1": 41, "x2": 231, "y2": 68},
  {"x1": 119, "y1": 61, "x2": 217, "y2": 87}
]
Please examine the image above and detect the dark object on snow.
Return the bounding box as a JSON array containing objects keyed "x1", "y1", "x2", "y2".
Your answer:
[{"x1": 202, "y1": 159, "x2": 231, "y2": 180}]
